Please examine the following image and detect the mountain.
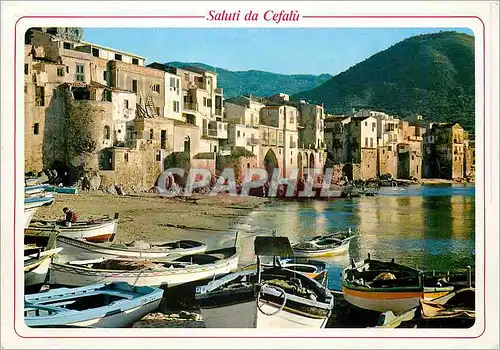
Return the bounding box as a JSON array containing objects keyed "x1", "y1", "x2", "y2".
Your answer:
[
  {"x1": 166, "y1": 61, "x2": 332, "y2": 99},
  {"x1": 291, "y1": 31, "x2": 475, "y2": 131}
]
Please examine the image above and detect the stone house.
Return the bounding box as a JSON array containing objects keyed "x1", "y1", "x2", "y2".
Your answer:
[{"x1": 423, "y1": 123, "x2": 467, "y2": 179}]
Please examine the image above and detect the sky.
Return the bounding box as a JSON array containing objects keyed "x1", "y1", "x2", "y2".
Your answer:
[{"x1": 83, "y1": 27, "x2": 474, "y2": 76}]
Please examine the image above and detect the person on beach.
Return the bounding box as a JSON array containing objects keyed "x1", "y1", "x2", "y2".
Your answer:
[{"x1": 62, "y1": 207, "x2": 78, "y2": 227}]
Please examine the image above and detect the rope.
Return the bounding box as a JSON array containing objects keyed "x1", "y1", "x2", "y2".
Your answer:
[{"x1": 256, "y1": 283, "x2": 287, "y2": 316}]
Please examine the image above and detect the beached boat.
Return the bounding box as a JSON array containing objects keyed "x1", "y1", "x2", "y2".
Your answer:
[
  {"x1": 56, "y1": 235, "x2": 207, "y2": 259},
  {"x1": 243, "y1": 257, "x2": 329, "y2": 287},
  {"x1": 376, "y1": 287, "x2": 475, "y2": 328},
  {"x1": 29, "y1": 214, "x2": 119, "y2": 243},
  {"x1": 25, "y1": 282, "x2": 163, "y2": 328},
  {"x1": 24, "y1": 196, "x2": 55, "y2": 229},
  {"x1": 25, "y1": 177, "x2": 41, "y2": 186},
  {"x1": 196, "y1": 236, "x2": 334, "y2": 328},
  {"x1": 24, "y1": 230, "x2": 62, "y2": 291},
  {"x1": 292, "y1": 230, "x2": 355, "y2": 258},
  {"x1": 49, "y1": 233, "x2": 240, "y2": 288},
  {"x1": 341, "y1": 255, "x2": 458, "y2": 314},
  {"x1": 45, "y1": 186, "x2": 78, "y2": 194},
  {"x1": 25, "y1": 184, "x2": 49, "y2": 196}
]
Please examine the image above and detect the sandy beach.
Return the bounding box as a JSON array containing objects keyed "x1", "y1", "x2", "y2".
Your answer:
[{"x1": 34, "y1": 191, "x2": 267, "y2": 246}]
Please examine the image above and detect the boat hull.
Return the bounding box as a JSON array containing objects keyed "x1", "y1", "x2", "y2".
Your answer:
[
  {"x1": 25, "y1": 283, "x2": 163, "y2": 328},
  {"x1": 49, "y1": 255, "x2": 239, "y2": 288},
  {"x1": 25, "y1": 256, "x2": 51, "y2": 288},
  {"x1": 200, "y1": 298, "x2": 329, "y2": 329},
  {"x1": 30, "y1": 220, "x2": 118, "y2": 243},
  {"x1": 341, "y1": 285, "x2": 451, "y2": 314},
  {"x1": 56, "y1": 235, "x2": 207, "y2": 259},
  {"x1": 24, "y1": 208, "x2": 38, "y2": 229},
  {"x1": 293, "y1": 242, "x2": 350, "y2": 258}
]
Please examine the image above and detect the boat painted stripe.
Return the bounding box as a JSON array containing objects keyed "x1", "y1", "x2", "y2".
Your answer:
[
  {"x1": 342, "y1": 286, "x2": 423, "y2": 300},
  {"x1": 423, "y1": 291, "x2": 451, "y2": 299},
  {"x1": 84, "y1": 234, "x2": 114, "y2": 243}
]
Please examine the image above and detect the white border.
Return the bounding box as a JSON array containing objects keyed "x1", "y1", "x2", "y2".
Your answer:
[{"x1": 1, "y1": 1, "x2": 498, "y2": 349}]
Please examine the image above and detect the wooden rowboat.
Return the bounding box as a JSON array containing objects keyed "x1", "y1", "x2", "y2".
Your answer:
[
  {"x1": 376, "y1": 287, "x2": 475, "y2": 328},
  {"x1": 24, "y1": 196, "x2": 54, "y2": 229},
  {"x1": 25, "y1": 230, "x2": 62, "y2": 292},
  {"x1": 56, "y1": 235, "x2": 207, "y2": 259},
  {"x1": 196, "y1": 236, "x2": 334, "y2": 329},
  {"x1": 49, "y1": 233, "x2": 240, "y2": 288},
  {"x1": 25, "y1": 184, "x2": 49, "y2": 196},
  {"x1": 25, "y1": 282, "x2": 163, "y2": 328},
  {"x1": 341, "y1": 255, "x2": 459, "y2": 314},
  {"x1": 292, "y1": 230, "x2": 355, "y2": 258},
  {"x1": 29, "y1": 213, "x2": 119, "y2": 243}
]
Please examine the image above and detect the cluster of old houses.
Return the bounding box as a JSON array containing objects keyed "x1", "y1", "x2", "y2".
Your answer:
[
  {"x1": 325, "y1": 110, "x2": 475, "y2": 181},
  {"x1": 24, "y1": 27, "x2": 474, "y2": 189}
]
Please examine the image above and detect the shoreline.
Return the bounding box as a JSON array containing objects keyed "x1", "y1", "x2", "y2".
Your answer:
[{"x1": 33, "y1": 190, "x2": 268, "y2": 246}]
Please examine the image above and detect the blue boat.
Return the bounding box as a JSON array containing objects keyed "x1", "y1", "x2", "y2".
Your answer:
[
  {"x1": 45, "y1": 186, "x2": 78, "y2": 194},
  {"x1": 25, "y1": 282, "x2": 163, "y2": 328},
  {"x1": 25, "y1": 184, "x2": 49, "y2": 196},
  {"x1": 24, "y1": 196, "x2": 55, "y2": 229}
]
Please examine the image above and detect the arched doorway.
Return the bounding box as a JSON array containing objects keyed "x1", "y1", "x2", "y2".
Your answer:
[
  {"x1": 309, "y1": 153, "x2": 315, "y2": 169},
  {"x1": 297, "y1": 152, "x2": 303, "y2": 179},
  {"x1": 264, "y1": 149, "x2": 278, "y2": 179},
  {"x1": 183, "y1": 136, "x2": 191, "y2": 153}
]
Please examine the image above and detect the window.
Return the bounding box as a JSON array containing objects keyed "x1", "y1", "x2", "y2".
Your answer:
[
  {"x1": 132, "y1": 58, "x2": 139, "y2": 65},
  {"x1": 92, "y1": 48, "x2": 99, "y2": 57},
  {"x1": 370, "y1": 138, "x2": 373, "y2": 148},
  {"x1": 103, "y1": 71, "x2": 107, "y2": 81},
  {"x1": 156, "y1": 107, "x2": 160, "y2": 115},
  {"x1": 184, "y1": 73, "x2": 189, "y2": 81},
  {"x1": 75, "y1": 63, "x2": 84, "y2": 82},
  {"x1": 170, "y1": 77, "x2": 176, "y2": 87},
  {"x1": 33, "y1": 123, "x2": 39, "y2": 135},
  {"x1": 290, "y1": 114, "x2": 295, "y2": 124},
  {"x1": 35, "y1": 86, "x2": 45, "y2": 106},
  {"x1": 124, "y1": 153, "x2": 129, "y2": 162},
  {"x1": 237, "y1": 130, "x2": 241, "y2": 138},
  {"x1": 149, "y1": 129, "x2": 154, "y2": 140},
  {"x1": 124, "y1": 99, "x2": 129, "y2": 109},
  {"x1": 412, "y1": 155, "x2": 415, "y2": 160},
  {"x1": 184, "y1": 136, "x2": 190, "y2": 153},
  {"x1": 207, "y1": 99, "x2": 212, "y2": 107},
  {"x1": 151, "y1": 84, "x2": 160, "y2": 93},
  {"x1": 57, "y1": 67, "x2": 64, "y2": 76},
  {"x1": 63, "y1": 42, "x2": 72, "y2": 50},
  {"x1": 382, "y1": 149, "x2": 385, "y2": 154},
  {"x1": 132, "y1": 80, "x2": 138, "y2": 93},
  {"x1": 417, "y1": 165, "x2": 419, "y2": 173},
  {"x1": 104, "y1": 125, "x2": 110, "y2": 140},
  {"x1": 155, "y1": 151, "x2": 161, "y2": 162},
  {"x1": 218, "y1": 123, "x2": 222, "y2": 130},
  {"x1": 365, "y1": 121, "x2": 368, "y2": 126},
  {"x1": 203, "y1": 97, "x2": 207, "y2": 107},
  {"x1": 290, "y1": 158, "x2": 293, "y2": 164},
  {"x1": 173, "y1": 101, "x2": 180, "y2": 112},
  {"x1": 24, "y1": 64, "x2": 28, "y2": 75},
  {"x1": 372, "y1": 122, "x2": 376, "y2": 132},
  {"x1": 115, "y1": 53, "x2": 122, "y2": 61},
  {"x1": 213, "y1": 146, "x2": 217, "y2": 153},
  {"x1": 66, "y1": 66, "x2": 70, "y2": 73},
  {"x1": 365, "y1": 137, "x2": 368, "y2": 147}
]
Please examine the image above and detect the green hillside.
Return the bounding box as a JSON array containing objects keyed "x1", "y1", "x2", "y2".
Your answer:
[
  {"x1": 166, "y1": 61, "x2": 332, "y2": 99},
  {"x1": 291, "y1": 31, "x2": 475, "y2": 131}
]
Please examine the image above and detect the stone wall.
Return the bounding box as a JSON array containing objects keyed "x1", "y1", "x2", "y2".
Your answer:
[{"x1": 359, "y1": 148, "x2": 377, "y2": 180}]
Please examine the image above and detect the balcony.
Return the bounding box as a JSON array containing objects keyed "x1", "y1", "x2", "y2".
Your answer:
[
  {"x1": 215, "y1": 88, "x2": 223, "y2": 95},
  {"x1": 247, "y1": 137, "x2": 259, "y2": 146},
  {"x1": 184, "y1": 102, "x2": 198, "y2": 111},
  {"x1": 215, "y1": 108, "x2": 222, "y2": 116},
  {"x1": 194, "y1": 81, "x2": 207, "y2": 90},
  {"x1": 290, "y1": 141, "x2": 297, "y2": 148}
]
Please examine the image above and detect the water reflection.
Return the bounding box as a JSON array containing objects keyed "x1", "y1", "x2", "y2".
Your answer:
[{"x1": 232, "y1": 185, "x2": 475, "y2": 290}]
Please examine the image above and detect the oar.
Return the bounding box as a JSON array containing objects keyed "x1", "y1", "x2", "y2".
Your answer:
[{"x1": 24, "y1": 247, "x2": 63, "y2": 261}]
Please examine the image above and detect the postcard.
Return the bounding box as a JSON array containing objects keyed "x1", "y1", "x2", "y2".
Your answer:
[{"x1": 1, "y1": 1, "x2": 498, "y2": 349}]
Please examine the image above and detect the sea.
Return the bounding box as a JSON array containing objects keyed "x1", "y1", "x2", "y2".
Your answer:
[{"x1": 230, "y1": 184, "x2": 476, "y2": 291}]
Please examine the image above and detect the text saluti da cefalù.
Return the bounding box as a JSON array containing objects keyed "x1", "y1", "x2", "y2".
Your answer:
[{"x1": 207, "y1": 10, "x2": 300, "y2": 24}]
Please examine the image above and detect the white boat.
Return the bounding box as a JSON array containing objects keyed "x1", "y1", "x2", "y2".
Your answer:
[
  {"x1": 196, "y1": 236, "x2": 334, "y2": 328},
  {"x1": 49, "y1": 233, "x2": 240, "y2": 288},
  {"x1": 25, "y1": 282, "x2": 163, "y2": 328},
  {"x1": 24, "y1": 196, "x2": 54, "y2": 229},
  {"x1": 56, "y1": 235, "x2": 207, "y2": 259},
  {"x1": 292, "y1": 229, "x2": 355, "y2": 258},
  {"x1": 25, "y1": 184, "x2": 49, "y2": 196},
  {"x1": 25, "y1": 230, "x2": 62, "y2": 291},
  {"x1": 29, "y1": 214, "x2": 119, "y2": 243}
]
